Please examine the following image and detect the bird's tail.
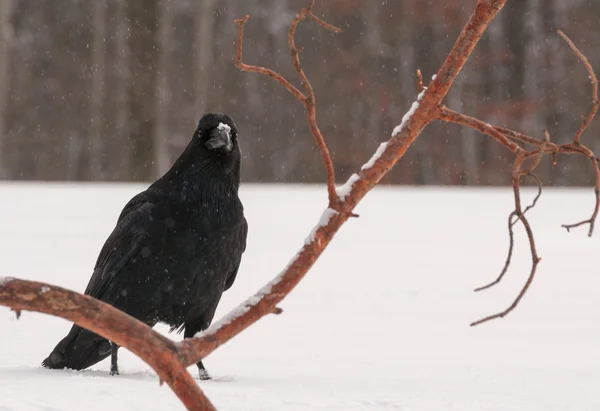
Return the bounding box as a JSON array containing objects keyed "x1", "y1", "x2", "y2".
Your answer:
[{"x1": 42, "y1": 324, "x2": 112, "y2": 371}]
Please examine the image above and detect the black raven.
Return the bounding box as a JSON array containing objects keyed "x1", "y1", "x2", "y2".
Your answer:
[{"x1": 42, "y1": 113, "x2": 247, "y2": 380}]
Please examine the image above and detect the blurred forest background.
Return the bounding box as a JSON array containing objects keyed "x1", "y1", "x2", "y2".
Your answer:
[{"x1": 0, "y1": 0, "x2": 599, "y2": 185}]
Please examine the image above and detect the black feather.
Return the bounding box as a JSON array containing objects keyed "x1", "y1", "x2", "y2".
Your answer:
[{"x1": 42, "y1": 113, "x2": 247, "y2": 378}]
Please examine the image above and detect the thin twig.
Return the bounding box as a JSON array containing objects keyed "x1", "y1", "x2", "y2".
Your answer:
[
  {"x1": 307, "y1": 11, "x2": 342, "y2": 33},
  {"x1": 472, "y1": 153, "x2": 542, "y2": 326},
  {"x1": 562, "y1": 158, "x2": 600, "y2": 236},
  {"x1": 286, "y1": 6, "x2": 339, "y2": 208},
  {"x1": 557, "y1": 30, "x2": 599, "y2": 145},
  {"x1": 435, "y1": 28, "x2": 600, "y2": 324},
  {"x1": 416, "y1": 69, "x2": 424, "y2": 93},
  {"x1": 474, "y1": 211, "x2": 517, "y2": 292},
  {"x1": 475, "y1": 173, "x2": 542, "y2": 292},
  {"x1": 234, "y1": 16, "x2": 306, "y2": 103},
  {"x1": 521, "y1": 173, "x2": 543, "y2": 216},
  {"x1": 437, "y1": 106, "x2": 521, "y2": 153}
]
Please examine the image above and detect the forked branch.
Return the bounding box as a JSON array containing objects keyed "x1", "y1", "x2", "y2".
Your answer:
[
  {"x1": 437, "y1": 30, "x2": 600, "y2": 325},
  {"x1": 0, "y1": 278, "x2": 215, "y2": 411},
  {"x1": 557, "y1": 30, "x2": 599, "y2": 145},
  {"x1": 235, "y1": 6, "x2": 342, "y2": 210},
  {"x1": 470, "y1": 156, "x2": 542, "y2": 326}
]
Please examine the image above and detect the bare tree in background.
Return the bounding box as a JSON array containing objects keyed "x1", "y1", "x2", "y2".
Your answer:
[
  {"x1": 0, "y1": 0, "x2": 12, "y2": 179},
  {"x1": 114, "y1": 0, "x2": 132, "y2": 181},
  {"x1": 1, "y1": 0, "x2": 599, "y2": 184},
  {"x1": 194, "y1": 0, "x2": 218, "y2": 116},
  {"x1": 3, "y1": 1, "x2": 600, "y2": 410},
  {"x1": 90, "y1": 0, "x2": 107, "y2": 180},
  {"x1": 154, "y1": 0, "x2": 173, "y2": 176},
  {"x1": 127, "y1": 0, "x2": 158, "y2": 181}
]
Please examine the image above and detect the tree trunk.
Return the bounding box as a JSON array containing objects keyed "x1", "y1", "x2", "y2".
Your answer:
[
  {"x1": 154, "y1": 0, "x2": 173, "y2": 177},
  {"x1": 115, "y1": 0, "x2": 131, "y2": 181},
  {"x1": 90, "y1": 0, "x2": 107, "y2": 180},
  {"x1": 0, "y1": 0, "x2": 13, "y2": 179},
  {"x1": 128, "y1": 0, "x2": 159, "y2": 181},
  {"x1": 194, "y1": 0, "x2": 218, "y2": 116}
]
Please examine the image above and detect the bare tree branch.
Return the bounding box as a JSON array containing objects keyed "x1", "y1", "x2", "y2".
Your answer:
[
  {"x1": 178, "y1": 0, "x2": 509, "y2": 366},
  {"x1": 474, "y1": 173, "x2": 542, "y2": 293},
  {"x1": 438, "y1": 30, "x2": 599, "y2": 325},
  {"x1": 0, "y1": 278, "x2": 215, "y2": 411},
  {"x1": 562, "y1": 158, "x2": 600, "y2": 236},
  {"x1": 471, "y1": 154, "x2": 542, "y2": 326},
  {"x1": 234, "y1": 16, "x2": 306, "y2": 103},
  {"x1": 557, "y1": 30, "x2": 599, "y2": 145}
]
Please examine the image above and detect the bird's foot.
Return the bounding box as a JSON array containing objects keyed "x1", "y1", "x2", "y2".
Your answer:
[
  {"x1": 198, "y1": 368, "x2": 211, "y2": 381},
  {"x1": 110, "y1": 365, "x2": 119, "y2": 376}
]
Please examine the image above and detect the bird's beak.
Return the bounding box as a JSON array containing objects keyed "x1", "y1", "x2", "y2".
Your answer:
[{"x1": 206, "y1": 128, "x2": 232, "y2": 151}]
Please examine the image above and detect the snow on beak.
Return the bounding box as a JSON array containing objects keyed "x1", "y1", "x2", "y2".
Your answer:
[{"x1": 206, "y1": 123, "x2": 233, "y2": 151}]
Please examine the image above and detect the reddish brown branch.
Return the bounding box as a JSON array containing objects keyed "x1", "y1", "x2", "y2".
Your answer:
[
  {"x1": 234, "y1": 16, "x2": 306, "y2": 103},
  {"x1": 286, "y1": 6, "x2": 339, "y2": 208},
  {"x1": 0, "y1": 279, "x2": 215, "y2": 411},
  {"x1": 474, "y1": 173, "x2": 542, "y2": 292},
  {"x1": 416, "y1": 69, "x2": 425, "y2": 93},
  {"x1": 235, "y1": 8, "x2": 340, "y2": 209},
  {"x1": 475, "y1": 211, "x2": 517, "y2": 292},
  {"x1": 178, "y1": 0, "x2": 509, "y2": 367},
  {"x1": 307, "y1": 12, "x2": 342, "y2": 33},
  {"x1": 472, "y1": 154, "x2": 542, "y2": 326},
  {"x1": 437, "y1": 31, "x2": 599, "y2": 324},
  {"x1": 437, "y1": 105, "x2": 521, "y2": 153},
  {"x1": 562, "y1": 158, "x2": 600, "y2": 236},
  {"x1": 557, "y1": 30, "x2": 599, "y2": 145}
]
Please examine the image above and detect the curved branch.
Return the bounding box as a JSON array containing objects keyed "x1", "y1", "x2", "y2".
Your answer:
[
  {"x1": 287, "y1": 6, "x2": 340, "y2": 209},
  {"x1": 471, "y1": 154, "x2": 542, "y2": 326},
  {"x1": 178, "y1": 0, "x2": 508, "y2": 367},
  {"x1": 557, "y1": 30, "x2": 599, "y2": 145},
  {"x1": 474, "y1": 173, "x2": 542, "y2": 292},
  {"x1": 562, "y1": 158, "x2": 600, "y2": 236},
  {"x1": 234, "y1": 16, "x2": 306, "y2": 103},
  {"x1": 234, "y1": 9, "x2": 341, "y2": 209},
  {"x1": 0, "y1": 278, "x2": 214, "y2": 411},
  {"x1": 474, "y1": 211, "x2": 517, "y2": 292}
]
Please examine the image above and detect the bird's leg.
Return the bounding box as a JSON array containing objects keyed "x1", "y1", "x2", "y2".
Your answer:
[
  {"x1": 196, "y1": 360, "x2": 210, "y2": 381},
  {"x1": 184, "y1": 322, "x2": 211, "y2": 380},
  {"x1": 110, "y1": 342, "x2": 120, "y2": 376}
]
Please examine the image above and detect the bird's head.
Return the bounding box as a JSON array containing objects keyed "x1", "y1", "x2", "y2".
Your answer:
[{"x1": 194, "y1": 113, "x2": 241, "y2": 174}]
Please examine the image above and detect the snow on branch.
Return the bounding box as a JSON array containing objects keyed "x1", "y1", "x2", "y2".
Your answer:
[
  {"x1": 0, "y1": 279, "x2": 215, "y2": 411},
  {"x1": 180, "y1": 0, "x2": 509, "y2": 370}
]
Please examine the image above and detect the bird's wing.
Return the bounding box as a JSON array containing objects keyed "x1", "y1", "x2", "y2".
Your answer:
[
  {"x1": 224, "y1": 216, "x2": 248, "y2": 291},
  {"x1": 84, "y1": 193, "x2": 154, "y2": 299}
]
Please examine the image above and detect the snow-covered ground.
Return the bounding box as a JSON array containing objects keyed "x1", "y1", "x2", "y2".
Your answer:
[{"x1": 1, "y1": 183, "x2": 599, "y2": 411}]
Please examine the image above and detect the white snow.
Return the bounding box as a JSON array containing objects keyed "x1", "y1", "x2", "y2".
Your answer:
[
  {"x1": 335, "y1": 173, "x2": 360, "y2": 201},
  {"x1": 361, "y1": 142, "x2": 388, "y2": 171},
  {"x1": 0, "y1": 276, "x2": 12, "y2": 285},
  {"x1": 392, "y1": 89, "x2": 426, "y2": 137},
  {"x1": 217, "y1": 122, "x2": 231, "y2": 133},
  {"x1": 304, "y1": 208, "x2": 338, "y2": 245},
  {"x1": 1, "y1": 183, "x2": 599, "y2": 410}
]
